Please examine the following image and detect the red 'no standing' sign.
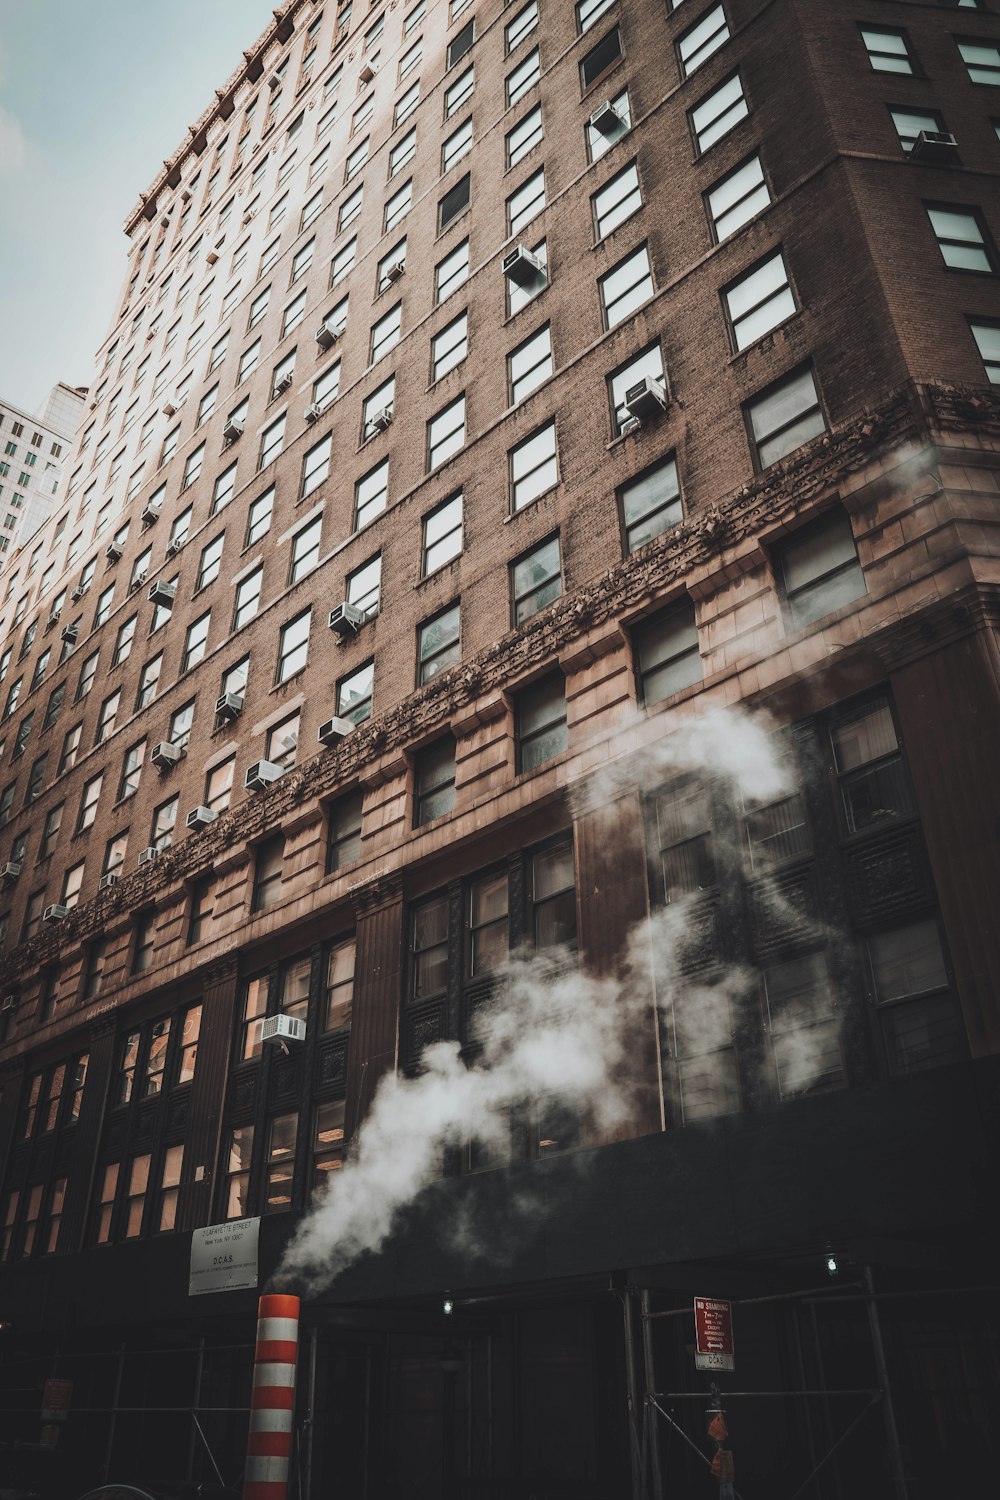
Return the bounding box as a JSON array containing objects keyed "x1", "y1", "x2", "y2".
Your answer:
[{"x1": 694, "y1": 1298, "x2": 735, "y2": 1372}]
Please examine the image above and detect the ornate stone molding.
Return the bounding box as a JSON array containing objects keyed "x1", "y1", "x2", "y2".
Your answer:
[{"x1": 351, "y1": 872, "x2": 404, "y2": 916}]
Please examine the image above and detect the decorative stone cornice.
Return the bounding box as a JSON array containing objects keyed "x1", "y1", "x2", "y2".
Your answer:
[
  {"x1": 351, "y1": 873, "x2": 405, "y2": 916},
  {"x1": 1, "y1": 380, "x2": 996, "y2": 988}
]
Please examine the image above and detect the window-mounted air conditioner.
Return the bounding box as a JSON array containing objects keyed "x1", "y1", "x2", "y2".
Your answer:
[
  {"x1": 366, "y1": 405, "x2": 393, "y2": 435},
  {"x1": 589, "y1": 99, "x2": 624, "y2": 136},
  {"x1": 328, "y1": 601, "x2": 366, "y2": 638},
  {"x1": 246, "y1": 760, "x2": 284, "y2": 791},
  {"x1": 623, "y1": 377, "x2": 668, "y2": 424},
  {"x1": 60, "y1": 622, "x2": 78, "y2": 644},
  {"x1": 274, "y1": 372, "x2": 294, "y2": 395},
  {"x1": 206, "y1": 250, "x2": 219, "y2": 265},
  {"x1": 47, "y1": 609, "x2": 62, "y2": 627},
  {"x1": 318, "y1": 715, "x2": 354, "y2": 744},
  {"x1": 43, "y1": 904, "x2": 69, "y2": 923},
  {"x1": 137, "y1": 846, "x2": 159, "y2": 865},
  {"x1": 105, "y1": 543, "x2": 123, "y2": 563},
  {"x1": 162, "y1": 397, "x2": 179, "y2": 417},
  {"x1": 141, "y1": 501, "x2": 162, "y2": 526},
  {"x1": 71, "y1": 584, "x2": 89, "y2": 602},
  {"x1": 215, "y1": 691, "x2": 244, "y2": 720},
  {"x1": 98, "y1": 873, "x2": 119, "y2": 891},
  {"x1": 261, "y1": 1013, "x2": 307, "y2": 1045},
  {"x1": 358, "y1": 62, "x2": 377, "y2": 84},
  {"x1": 503, "y1": 245, "x2": 545, "y2": 286},
  {"x1": 186, "y1": 805, "x2": 217, "y2": 830},
  {"x1": 385, "y1": 259, "x2": 406, "y2": 285},
  {"x1": 304, "y1": 403, "x2": 323, "y2": 423},
  {"x1": 147, "y1": 579, "x2": 176, "y2": 606},
  {"x1": 223, "y1": 418, "x2": 245, "y2": 443},
  {"x1": 129, "y1": 571, "x2": 148, "y2": 592},
  {"x1": 0, "y1": 861, "x2": 21, "y2": 886},
  {"x1": 0, "y1": 993, "x2": 16, "y2": 1013},
  {"x1": 165, "y1": 537, "x2": 184, "y2": 557},
  {"x1": 910, "y1": 130, "x2": 959, "y2": 165},
  {"x1": 315, "y1": 319, "x2": 346, "y2": 350},
  {"x1": 151, "y1": 741, "x2": 183, "y2": 770}
]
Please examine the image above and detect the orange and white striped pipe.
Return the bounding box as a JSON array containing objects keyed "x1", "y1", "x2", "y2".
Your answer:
[{"x1": 243, "y1": 1293, "x2": 300, "y2": 1500}]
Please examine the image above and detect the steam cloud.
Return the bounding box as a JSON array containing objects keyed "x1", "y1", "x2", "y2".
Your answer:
[{"x1": 278, "y1": 706, "x2": 833, "y2": 1295}]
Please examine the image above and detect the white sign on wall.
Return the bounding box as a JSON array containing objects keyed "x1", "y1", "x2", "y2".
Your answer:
[{"x1": 189, "y1": 1217, "x2": 261, "y2": 1296}]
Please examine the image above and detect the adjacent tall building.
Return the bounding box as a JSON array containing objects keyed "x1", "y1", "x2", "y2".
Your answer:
[
  {"x1": 0, "y1": 383, "x2": 86, "y2": 581},
  {"x1": 1, "y1": 1, "x2": 999, "y2": 1495}
]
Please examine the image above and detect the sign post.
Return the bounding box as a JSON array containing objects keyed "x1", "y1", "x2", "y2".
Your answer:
[{"x1": 694, "y1": 1297, "x2": 735, "y2": 1373}]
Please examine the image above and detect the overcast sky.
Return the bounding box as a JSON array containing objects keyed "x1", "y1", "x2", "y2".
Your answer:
[{"x1": 0, "y1": 0, "x2": 279, "y2": 417}]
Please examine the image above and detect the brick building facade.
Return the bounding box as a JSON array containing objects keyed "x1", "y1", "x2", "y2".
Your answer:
[{"x1": 1, "y1": 1, "x2": 999, "y2": 1495}]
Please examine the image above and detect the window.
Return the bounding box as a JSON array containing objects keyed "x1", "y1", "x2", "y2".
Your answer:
[
  {"x1": 399, "y1": 38, "x2": 422, "y2": 81},
  {"x1": 104, "y1": 831, "x2": 128, "y2": 879},
  {"x1": 443, "y1": 120, "x2": 473, "y2": 175},
  {"x1": 371, "y1": 303, "x2": 402, "y2": 363},
  {"x1": 507, "y1": 106, "x2": 542, "y2": 168},
  {"x1": 212, "y1": 463, "x2": 238, "y2": 515},
  {"x1": 678, "y1": 5, "x2": 729, "y2": 77},
  {"x1": 259, "y1": 413, "x2": 286, "y2": 469},
  {"x1": 232, "y1": 567, "x2": 263, "y2": 630},
  {"x1": 510, "y1": 421, "x2": 557, "y2": 509},
  {"x1": 762, "y1": 953, "x2": 844, "y2": 1098},
  {"x1": 384, "y1": 180, "x2": 412, "y2": 233},
  {"x1": 209, "y1": 332, "x2": 230, "y2": 373},
  {"x1": 267, "y1": 712, "x2": 300, "y2": 771},
  {"x1": 445, "y1": 67, "x2": 474, "y2": 117},
  {"x1": 868, "y1": 920, "x2": 965, "y2": 1075},
  {"x1": 13, "y1": 712, "x2": 34, "y2": 760},
  {"x1": 511, "y1": 533, "x2": 561, "y2": 623},
  {"x1": 337, "y1": 660, "x2": 373, "y2": 724},
  {"x1": 133, "y1": 911, "x2": 157, "y2": 973},
  {"x1": 707, "y1": 154, "x2": 770, "y2": 240},
  {"x1": 777, "y1": 509, "x2": 866, "y2": 627},
  {"x1": 118, "y1": 740, "x2": 145, "y2": 801},
  {"x1": 395, "y1": 82, "x2": 420, "y2": 129},
  {"x1": 580, "y1": 26, "x2": 621, "y2": 91},
  {"x1": 78, "y1": 772, "x2": 103, "y2": 831},
  {"x1": 507, "y1": 48, "x2": 539, "y2": 106},
  {"x1": 25, "y1": 754, "x2": 47, "y2": 806},
  {"x1": 282, "y1": 290, "x2": 307, "y2": 336},
  {"x1": 222, "y1": 1124, "x2": 254, "y2": 1219},
  {"x1": 59, "y1": 723, "x2": 82, "y2": 774},
  {"x1": 43, "y1": 683, "x2": 65, "y2": 731},
  {"x1": 724, "y1": 249, "x2": 796, "y2": 351},
  {"x1": 517, "y1": 674, "x2": 568, "y2": 774},
  {"x1": 94, "y1": 584, "x2": 115, "y2": 628},
  {"x1": 439, "y1": 174, "x2": 470, "y2": 231},
  {"x1": 600, "y1": 244, "x2": 653, "y2": 327},
  {"x1": 157, "y1": 1145, "x2": 184, "y2": 1233},
  {"x1": 150, "y1": 795, "x2": 178, "y2": 852},
  {"x1": 926, "y1": 205, "x2": 996, "y2": 272},
  {"x1": 507, "y1": 1, "x2": 538, "y2": 52},
  {"x1": 970, "y1": 320, "x2": 1000, "y2": 382},
  {"x1": 271, "y1": 351, "x2": 296, "y2": 401},
  {"x1": 268, "y1": 194, "x2": 288, "y2": 233},
  {"x1": 355, "y1": 460, "x2": 388, "y2": 529},
  {"x1": 448, "y1": 20, "x2": 475, "y2": 68},
  {"x1": 507, "y1": 169, "x2": 545, "y2": 235},
  {"x1": 363, "y1": 376, "x2": 395, "y2": 439},
  {"x1": 248, "y1": 286, "x2": 270, "y2": 329},
  {"x1": 328, "y1": 791, "x2": 364, "y2": 872},
  {"x1": 238, "y1": 340, "x2": 261, "y2": 384},
  {"x1": 577, "y1": 0, "x2": 613, "y2": 32},
  {"x1": 278, "y1": 610, "x2": 311, "y2": 681},
  {"x1": 188, "y1": 881, "x2": 214, "y2": 945},
  {"x1": 423, "y1": 493, "x2": 463, "y2": 575},
  {"x1": 313, "y1": 362, "x2": 341, "y2": 412},
  {"x1": 169, "y1": 699, "x2": 195, "y2": 751},
  {"x1": 745, "y1": 364, "x2": 826, "y2": 468},
  {"x1": 339, "y1": 185, "x2": 363, "y2": 232},
  {"x1": 415, "y1": 737, "x2": 456, "y2": 826},
  {"x1": 890, "y1": 107, "x2": 944, "y2": 154},
  {"x1": 432, "y1": 310, "x2": 468, "y2": 380},
  {"x1": 291, "y1": 239, "x2": 314, "y2": 283},
  {"x1": 436, "y1": 238, "x2": 469, "y2": 302},
  {"x1": 621, "y1": 458, "x2": 682, "y2": 552},
  {"x1": 289, "y1": 517, "x2": 323, "y2": 584},
  {"x1": 389, "y1": 128, "x2": 417, "y2": 178},
  {"x1": 264, "y1": 1116, "x2": 297, "y2": 1213},
  {"x1": 205, "y1": 756, "x2": 235, "y2": 814},
  {"x1": 95, "y1": 691, "x2": 120, "y2": 744},
  {"x1": 508, "y1": 323, "x2": 553, "y2": 402},
  {"x1": 253, "y1": 836, "x2": 284, "y2": 912},
  {"x1": 412, "y1": 893, "x2": 449, "y2": 997},
  {"x1": 182, "y1": 612, "x2": 211, "y2": 671},
  {"x1": 197, "y1": 534, "x2": 224, "y2": 592},
  {"x1": 347, "y1": 553, "x2": 382, "y2": 618},
  {"x1": 593, "y1": 162, "x2": 642, "y2": 239},
  {"x1": 861, "y1": 26, "x2": 915, "y2": 76},
  {"x1": 404, "y1": 2, "x2": 425, "y2": 34},
  {"x1": 150, "y1": 575, "x2": 179, "y2": 633},
  {"x1": 635, "y1": 603, "x2": 702, "y2": 704},
  {"x1": 418, "y1": 603, "x2": 461, "y2": 684},
  {"x1": 428, "y1": 395, "x2": 466, "y2": 469},
  {"x1": 957, "y1": 38, "x2": 1000, "y2": 86},
  {"x1": 377, "y1": 239, "x2": 407, "y2": 294},
  {"x1": 300, "y1": 188, "x2": 324, "y2": 230}
]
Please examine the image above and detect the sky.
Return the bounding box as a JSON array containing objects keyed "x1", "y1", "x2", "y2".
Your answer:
[{"x1": 0, "y1": 0, "x2": 279, "y2": 417}]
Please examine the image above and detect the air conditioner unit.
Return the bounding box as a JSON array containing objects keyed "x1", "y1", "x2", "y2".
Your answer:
[
  {"x1": 0, "y1": 861, "x2": 21, "y2": 886},
  {"x1": 60, "y1": 623, "x2": 78, "y2": 644},
  {"x1": 503, "y1": 245, "x2": 545, "y2": 286},
  {"x1": 206, "y1": 250, "x2": 219, "y2": 265},
  {"x1": 274, "y1": 372, "x2": 294, "y2": 394},
  {"x1": 71, "y1": 584, "x2": 89, "y2": 602},
  {"x1": 385, "y1": 259, "x2": 406, "y2": 284},
  {"x1": 165, "y1": 537, "x2": 184, "y2": 557},
  {"x1": 366, "y1": 405, "x2": 393, "y2": 435},
  {"x1": 181, "y1": 188, "x2": 192, "y2": 202},
  {"x1": 98, "y1": 873, "x2": 119, "y2": 891},
  {"x1": 215, "y1": 691, "x2": 244, "y2": 720},
  {"x1": 130, "y1": 571, "x2": 148, "y2": 592},
  {"x1": 589, "y1": 99, "x2": 623, "y2": 136},
  {"x1": 359, "y1": 62, "x2": 377, "y2": 83},
  {"x1": 304, "y1": 403, "x2": 323, "y2": 423},
  {"x1": 246, "y1": 760, "x2": 284, "y2": 791},
  {"x1": 910, "y1": 129, "x2": 959, "y2": 165},
  {"x1": 623, "y1": 376, "x2": 668, "y2": 423},
  {"x1": 47, "y1": 609, "x2": 62, "y2": 627},
  {"x1": 223, "y1": 418, "x2": 245, "y2": 443},
  {"x1": 315, "y1": 319, "x2": 345, "y2": 350},
  {"x1": 137, "y1": 846, "x2": 159, "y2": 865},
  {"x1": 318, "y1": 714, "x2": 353, "y2": 744},
  {"x1": 105, "y1": 543, "x2": 123, "y2": 562},
  {"x1": 147, "y1": 580, "x2": 176, "y2": 607},
  {"x1": 261, "y1": 1013, "x2": 307, "y2": 1045},
  {"x1": 160, "y1": 213, "x2": 171, "y2": 229},
  {"x1": 162, "y1": 398, "x2": 179, "y2": 417},
  {"x1": 268, "y1": 71, "x2": 282, "y2": 90},
  {"x1": 141, "y1": 501, "x2": 162, "y2": 525},
  {"x1": 152, "y1": 741, "x2": 183, "y2": 771},
  {"x1": 186, "y1": 805, "x2": 218, "y2": 831},
  {"x1": 0, "y1": 994, "x2": 16, "y2": 1013},
  {"x1": 328, "y1": 600, "x2": 366, "y2": 637},
  {"x1": 43, "y1": 904, "x2": 69, "y2": 923}
]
